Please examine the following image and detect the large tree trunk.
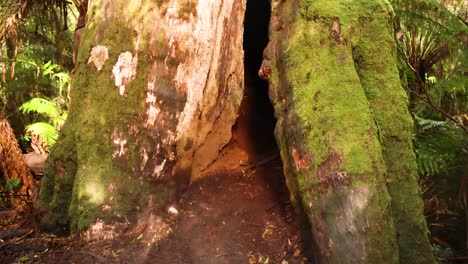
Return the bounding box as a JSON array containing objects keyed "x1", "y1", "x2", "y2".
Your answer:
[
  {"x1": 261, "y1": 0, "x2": 434, "y2": 262},
  {"x1": 39, "y1": 0, "x2": 245, "y2": 232},
  {"x1": 39, "y1": 0, "x2": 434, "y2": 262}
]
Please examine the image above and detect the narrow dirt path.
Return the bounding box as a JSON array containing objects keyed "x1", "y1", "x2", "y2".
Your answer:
[{"x1": 146, "y1": 156, "x2": 307, "y2": 263}]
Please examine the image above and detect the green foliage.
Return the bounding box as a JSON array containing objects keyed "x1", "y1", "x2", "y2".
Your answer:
[
  {"x1": 392, "y1": 0, "x2": 467, "y2": 184},
  {"x1": 0, "y1": 0, "x2": 76, "y2": 140},
  {"x1": 25, "y1": 122, "x2": 59, "y2": 147},
  {"x1": 423, "y1": 74, "x2": 467, "y2": 119},
  {"x1": 16, "y1": 255, "x2": 31, "y2": 263},
  {"x1": 42, "y1": 60, "x2": 71, "y2": 96},
  {"x1": 431, "y1": 243, "x2": 454, "y2": 263},
  {"x1": 413, "y1": 115, "x2": 467, "y2": 251},
  {"x1": 3, "y1": 178, "x2": 21, "y2": 193},
  {"x1": 392, "y1": 0, "x2": 467, "y2": 123},
  {"x1": 19, "y1": 98, "x2": 60, "y2": 117},
  {"x1": 18, "y1": 61, "x2": 69, "y2": 148},
  {"x1": 0, "y1": 178, "x2": 21, "y2": 208},
  {"x1": 391, "y1": 0, "x2": 467, "y2": 253},
  {"x1": 413, "y1": 117, "x2": 450, "y2": 178},
  {"x1": 414, "y1": 116, "x2": 466, "y2": 178},
  {"x1": 392, "y1": 0, "x2": 467, "y2": 60}
]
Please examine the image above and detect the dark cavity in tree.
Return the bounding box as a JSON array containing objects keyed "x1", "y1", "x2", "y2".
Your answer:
[
  {"x1": 233, "y1": 2, "x2": 318, "y2": 260},
  {"x1": 233, "y1": 0, "x2": 277, "y2": 160}
]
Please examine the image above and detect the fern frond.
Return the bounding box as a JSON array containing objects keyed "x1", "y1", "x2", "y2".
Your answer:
[
  {"x1": 25, "y1": 122, "x2": 58, "y2": 147},
  {"x1": 414, "y1": 121, "x2": 466, "y2": 177},
  {"x1": 415, "y1": 115, "x2": 449, "y2": 131},
  {"x1": 18, "y1": 97, "x2": 60, "y2": 117},
  {"x1": 415, "y1": 147, "x2": 444, "y2": 175}
]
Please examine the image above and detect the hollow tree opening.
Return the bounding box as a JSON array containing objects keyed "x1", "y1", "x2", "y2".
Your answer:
[
  {"x1": 36, "y1": 1, "x2": 435, "y2": 262},
  {"x1": 233, "y1": 0, "x2": 276, "y2": 161}
]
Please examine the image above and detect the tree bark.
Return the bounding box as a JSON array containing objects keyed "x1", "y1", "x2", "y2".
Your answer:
[
  {"x1": 0, "y1": 117, "x2": 35, "y2": 209},
  {"x1": 38, "y1": 0, "x2": 435, "y2": 262},
  {"x1": 261, "y1": 0, "x2": 434, "y2": 262},
  {"x1": 350, "y1": 3, "x2": 435, "y2": 262},
  {"x1": 39, "y1": 0, "x2": 246, "y2": 232}
]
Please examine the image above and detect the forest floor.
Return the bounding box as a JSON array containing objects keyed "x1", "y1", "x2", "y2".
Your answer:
[{"x1": 0, "y1": 146, "x2": 312, "y2": 264}]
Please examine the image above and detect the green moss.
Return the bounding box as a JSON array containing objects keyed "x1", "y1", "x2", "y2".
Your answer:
[
  {"x1": 43, "y1": 11, "x2": 180, "y2": 232},
  {"x1": 283, "y1": 18, "x2": 384, "y2": 176},
  {"x1": 351, "y1": 1, "x2": 435, "y2": 262},
  {"x1": 152, "y1": 38, "x2": 169, "y2": 60},
  {"x1": 178, "y1": 0, "x2": 198, "y2": 20},
  {"x1": 103, "y1": 26, "x2": 135, "y2": 53},
  {"x1": 38, "y1": 105, "x2": 78, "y2": 233},
  {"x1": 268, "y1": 0, "x2": 402, "y2": 262}
]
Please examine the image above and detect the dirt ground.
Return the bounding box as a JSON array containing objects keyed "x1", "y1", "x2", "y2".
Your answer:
[{"x1": 0, "y1": 146, "x2": 312, "y2": 264}]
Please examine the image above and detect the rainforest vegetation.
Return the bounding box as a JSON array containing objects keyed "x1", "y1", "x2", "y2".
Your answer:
[{"x1": 0, "y1": 0, "x2": 466, "y2": 263}]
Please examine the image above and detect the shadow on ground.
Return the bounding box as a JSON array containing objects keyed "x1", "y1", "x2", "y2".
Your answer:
[{"x1": 0, "y1": 146, "x2": 310, "y2": 263}]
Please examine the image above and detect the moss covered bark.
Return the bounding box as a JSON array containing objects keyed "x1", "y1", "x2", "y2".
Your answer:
[
  {"x1": 351, "y1": 3, "x2": 435, "y2": 263},
  {"x1": 37, "y1": 113, "x2": 77, "y2": 233},
  {"x1": 38, "y1": 0, "x2": 245, "y2": 234},
  {"x1": 40, "y1": 8, "x2": 171, "y2": 231},
  {"x1": 262, "y1": 0, "x2": 433, "y2": 262}
]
